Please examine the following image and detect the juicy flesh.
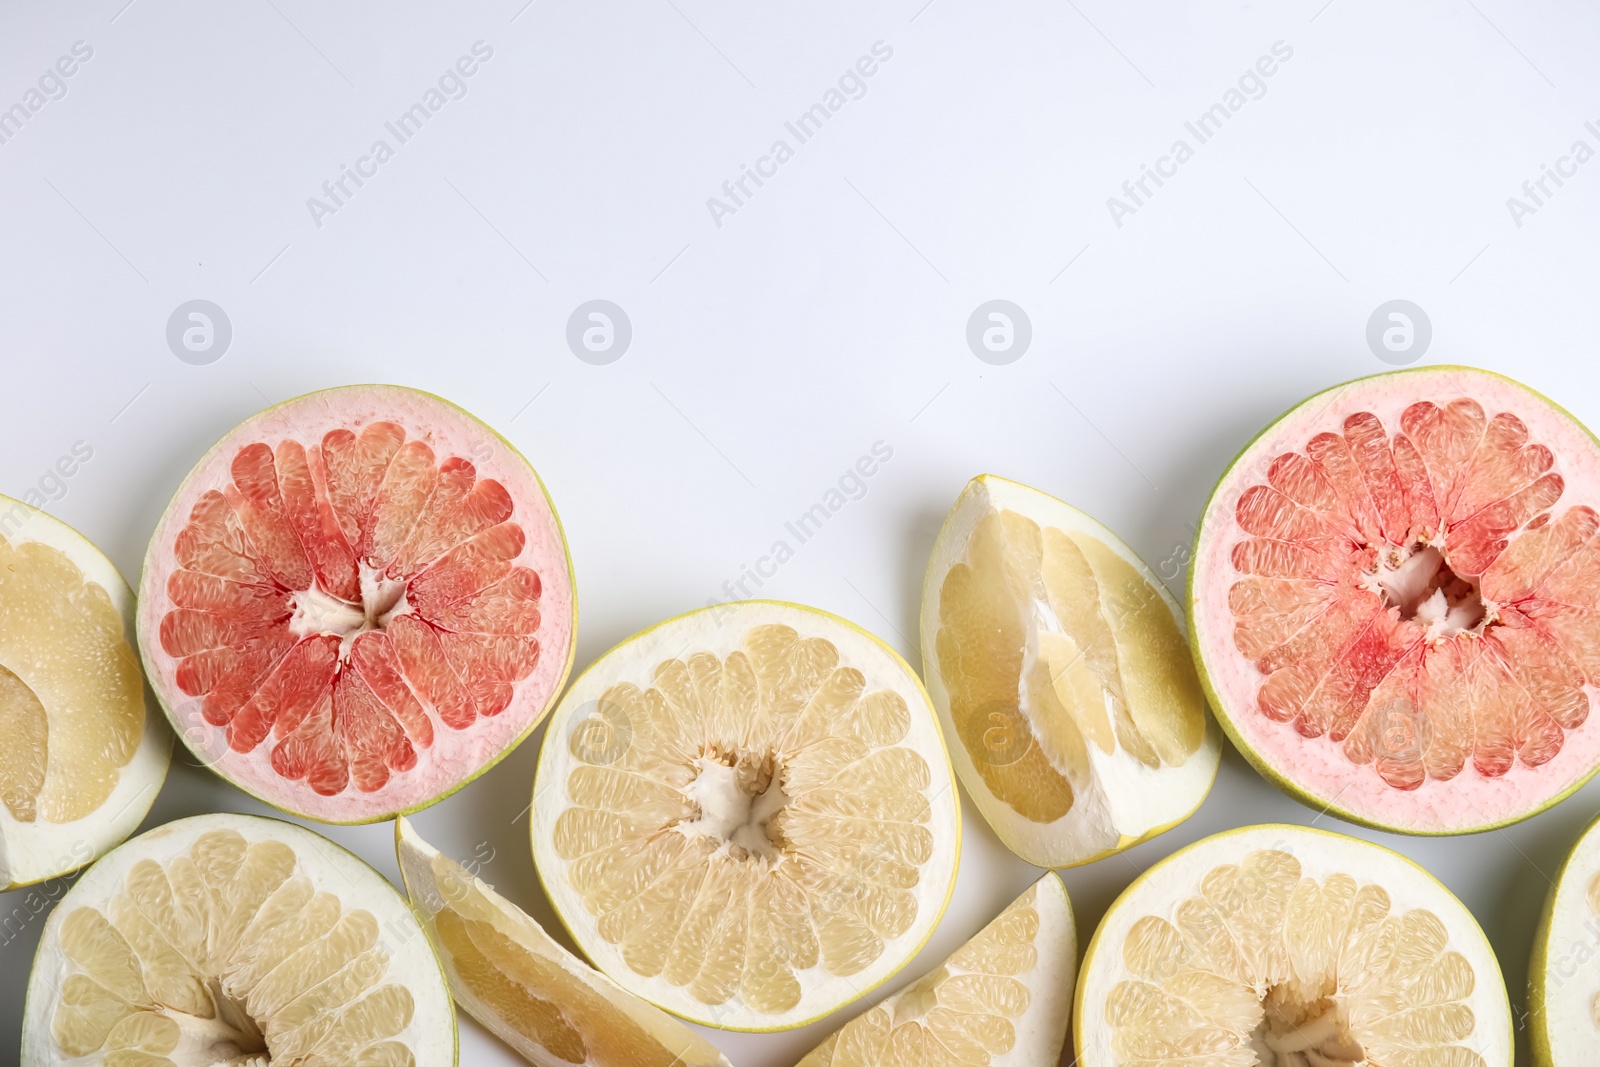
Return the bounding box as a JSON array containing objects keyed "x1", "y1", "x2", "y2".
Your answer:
[
  {"x1": 49, "y1": 829, "x2": 416, "y2": 1066},
  {"x1": 1226, "y1": 399, "x2": 1600, "y2": 791},
  {"x1": 0, "y1": 535, "x2": 142, "y2": 824},
  {"x1": 936, "y1": 509, "x2": 1207, "y2": 823},
  {"x1": 797, "y1": 884, "x2": 1041, "y2": 1067},
  {"x1": 423, "y1": 851, "x2": 720, "y2": 1066},
  {"x1": 158, "y1": 422, "x2": 545, "y2": 798},
  {"x1": 552, "y1": 624, "x2": 936, "y2": 1017},
  {"x1": 1108, "y1": 849, "x2": 1483, "y2": 1066}
]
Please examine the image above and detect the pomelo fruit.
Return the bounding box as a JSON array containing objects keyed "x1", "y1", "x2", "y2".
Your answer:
[
  {"x1": 137, "y1": 385, "x2": 576, "y2": 824},
  {"x1": 921, "y1": 475, "x2": 1221, "y2": 868},
  {"x1": 1074, "y1": 823, "x2": 1512, "y2": 1066},
  {"x1": 530, "y1": 600, "x2": 962, "y2": 1032},
  {"x1": 22, "y1": 811, "x2": 456, "y2": 1066},
  {"x1": 795, "y1": 872, "x2": 1076, "y2": 1066},
  {"x1": 1528, "y1": 811, "x2": 1600, "y2": 1066},
  {"x1": 0, "y1": 495, "x2": 169, "y2": 889},
  {"x1": 1191, "y1": 366, "x2": 1600, "y2": 834},
  {"x1": 394, "y1": 816, "x2": 732, "y2": 1067}
]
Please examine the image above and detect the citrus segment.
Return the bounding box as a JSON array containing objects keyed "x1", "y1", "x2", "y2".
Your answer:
[
  {"x1": 531, "y1": 601, "x2": 961, "y2": 1032},
  {"x1": 1528, "y1": 812, "x2": 1600, "y2": 1065},
  {"x1": 0, "y1": 497, "x2": 168, "y2": 889},
  {"x1": 921, "y1": 475, "x2": 1220, "y2": 868},
  {"x1": 796, "y1": 873, "x2": 1075, "y2": 1067},
  {"x1": 1074, "y1": 824, "x2": 1512, "y2": 1066},
  {"x1": 395, "y1": 817, "x2": 731, "y2": 1067},
  {"x1": 23, "y1": 813, "x2": 455, "y2": 1066},
  {"x1": 138, "y1": 386, "x2": 575, "y2": 823},
  {"x1": 1192, "y1": 367, "x2": 1600, "y2": 833}
]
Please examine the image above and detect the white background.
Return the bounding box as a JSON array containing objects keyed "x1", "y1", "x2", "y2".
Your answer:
[{"x1": 3, "y1": 1, "x2": 1599, "y2": 1063}]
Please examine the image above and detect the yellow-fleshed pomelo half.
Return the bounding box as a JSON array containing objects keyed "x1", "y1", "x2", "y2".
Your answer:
[
  {"x1": 530, "y1": 600, "x2": 962, "y2": 1032},
  {"x1": 395, "y1": 816, "x2": 731, "y2": 1066},
  {"x1": 1528, "y1": 811, "x2": 1600, "y2": 1066},
  {"x1": 1075, "y1": 823, "x2": 1512, "y2": 1066},
  {"x1": 0, "y1": 495, "x2": 169, "y2": 889},
  {"x1": 921, "y1": 475, "x2": 1220, "y2": 868},
  {"x1": 796, "y1": 872, "x2": 1076, "y2": 1066},
  {"x1": 22, "y1": 812, "x2": 456, "y2": 1066}
]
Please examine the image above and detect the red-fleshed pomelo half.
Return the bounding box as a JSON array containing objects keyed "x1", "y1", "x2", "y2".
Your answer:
[
  {"x1": 137, "y1": 386, "x2": 576, "y2": 823},
  {"x1": 1191, "y1": 366, "x2": 1600, "y2": 834}
]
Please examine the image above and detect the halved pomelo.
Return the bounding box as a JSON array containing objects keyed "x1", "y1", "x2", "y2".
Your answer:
[
  {"x1": 22, "y1": 812, "x2": 455, "y2": 1066},
  {"x1": 922, "y1": 475, "x2": 1221, "y2": 868},
  {"x1": 137, "y1": 385, "x2": 576, "y2": 823},
  {"x1": 395, "y1": 816, "x2": 731, "y2": 1066},
  {"x1": 1528, "y1": 812, "x2": 1600, "y2": 1066},
  {"x1": 0, "y1": 496, "x2": 169, "y2": 889},
  {"x1": 530, "y1": 600, "x2": 962, "y2": 1032},
  {"x1": 1191, "y1": 366, "x2": 1600, "y2": 834},
  {"x1": 796, "y1": 872, "x2": 1076, "y2": 1066},
  {"x1": 1074, "y1": 823, "x2": 1512, "y2": 1066}
]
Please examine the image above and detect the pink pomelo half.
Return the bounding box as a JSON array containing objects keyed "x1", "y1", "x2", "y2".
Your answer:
[
  {"x1": 1191, "y1": 366, "x2": 1600, "y2": 834},
  {"x1": 138, "y1": 385, "x2": 576, "y2": 823}
]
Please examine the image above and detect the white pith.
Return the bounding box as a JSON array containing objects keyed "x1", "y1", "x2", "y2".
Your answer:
[
  {"x1": 1532, "y1": 814, "x2": 1600, "y2": 1066},
  {"x1": 287, "y1": 563, "x2": 412, "y2": 663},
  {"x1": 920, "y1": 474, "x2": 1222, "y2": 868},
  {"x1": 679, "y1": 755, "x2": 791, "y2": 862}
]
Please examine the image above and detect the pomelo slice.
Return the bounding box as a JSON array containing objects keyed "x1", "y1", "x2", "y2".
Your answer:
[
  {"x1": 1074, "y1": 823, "x2": 1512, "y2": 1066},
  {"x1": 137, "y1": 385, "x2": 576, "y2": 823},
  {"x1": 0, "y1": 496, "x2": 169, "y2": 889},
  {"x1": 795, "y1": 872, "x2": 1076, "y2": 1067},
  {"x1": 1528, "y1": 812, "x2": 1600, "y2": 1066},
  {"x1": 1191, "y1": 366, "x2": 1600, "y2": 834},
  {"x1": 395, "y1": 816, "x2": 732, "y2": 1067},
  {"x1": 530, "y1": 600, "x2": 962, "y2": 1032},
  {"x1": 22, "y1": 812, "x2": 456, "y2": 1066},
  {"x1": 921, "y1": 475, "x2": 1221, "y2": 868}
]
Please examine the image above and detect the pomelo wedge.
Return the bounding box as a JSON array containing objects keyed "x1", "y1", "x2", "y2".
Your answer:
[
  {"x1": 395, "y1": 816, "x2": 732, "y2": 1067},
  {"x1": 1074, "y1": 823, "x2": 1512, "y2": 1066},
  {"x1": 795, "y1": 872, "x2": 1076, "y2": 1066},
  {"x1": 0, "y1": 496, "x2": 169, "y2": 889},
  {"x1": 22, "y1": 812, "x2": 456, "y2": 1066},
  {"x1": 137, "y1": 385, "x2": 576, "y2": 824},
  {"x1": 530, "y1": 600, "x2": 962, "y2": 1033},
  {"x1": 921, "y1": 475, "x2": 1221, "y2": 868},
  {"x1": 1528, "y1": 811, "x2": 1600, "y2": 1066},
  {"x1": 1191, "y1": 366, "x2": 1600, "y2": 834}
]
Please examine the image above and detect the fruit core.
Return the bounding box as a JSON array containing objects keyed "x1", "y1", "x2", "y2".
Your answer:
[
  {"x1": 1368, "y1": 540, "x2": 1489, "y2": 637},
  {"x1": 288, "y1": 564, "x2": 411, "y2": 656},
  {"x1": 1256, "y1": 992, "x2": 1364, "y2": 1065},
  {"x1": 681, "y1": 749, "x2": 791, "y2": 861}
]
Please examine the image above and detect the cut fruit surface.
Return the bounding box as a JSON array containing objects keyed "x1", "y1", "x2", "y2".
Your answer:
[
  {"x1": 0, "y1": 496, "x2": 169, "y2": 889},
  {"x1": 922, "y1": 475, "x2": 1221, "y2": 868},
  {"x1": 1074, "y1": 823, "x2": 1512, "y2": 1067},
  {"x1": 530, "y1": 601, "x2": 962, "y2": 1032},
  {"x1": 137, "y1": 386, "x2": 575, "y2": 823},
  {"x1": 395, "y1": 817, "x2": 731, "y2": 1067},
  {"x1": 22, "y1": 812, "x2": 455, "y2": 1066},
  {"x1": 1528, "y1": 812, "x2": 1600, "y2": 1066},
  {"x1": 1191, "y1": 367, "x2": 1600, "y2": 833},
  {"x1": 796, "y1": 872, "x2": 1075, "y2": 1067}
]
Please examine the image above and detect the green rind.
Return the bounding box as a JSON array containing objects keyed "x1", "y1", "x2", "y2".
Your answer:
[
  {"x1": 1186, "y1": 364, "x2": 1600, "y2": 836},
  {"x1": 529, "y1": 598, "x2": 964, "y2": 1034},
  {"x1": 1526, "y1": 809, "x2": 1600, "y2": 1067},
  {"x1": 135, "y1": 384, "x2": 578, "y2": 826},
  {"x1": 922, "y1": 473, "x2": 1222, "y2": 870},
  {"x1": 1072, "y1": 821, "x2": 1514, "y2": 1064},
  {"x1": 22, "y1": 810, "x2": 458, "y2": 1067},
  {"x1": 0, "y1": 492, "x2": 172, "y2": 891}
]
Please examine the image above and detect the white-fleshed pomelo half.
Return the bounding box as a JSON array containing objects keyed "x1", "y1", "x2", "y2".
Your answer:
[
  {"x1": 796, "y1": 872, "x2": 1076, "y2": 1066},
  {"x1": 22, "y1": 812, "x2": 456, "y2": 1066},
  {"x1": 1528, "y1": 812, "x2": 1600, "y2": 1066},
  {"x1": 921, "y1": 475, "x2": 1221, "y2": 868},
  {"x1": 395, "y1": 816, "x2": 731, "y2": 1067},
  {"x1": 1074, "y1": 823, "x2": 1512, "y2": 1066},
  {"x1": 1191, "y1": 366, "x2": 1600, "y2": 834},
  {"x1": 138, "y1": 385, "x2": 576, "y2": 824},
  {"x1": 530, "y1": 600, "x2": 962, "y2": 1033},
  {"x1": 0, "y1": 495, "x2": 169, "y2": 889}
]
